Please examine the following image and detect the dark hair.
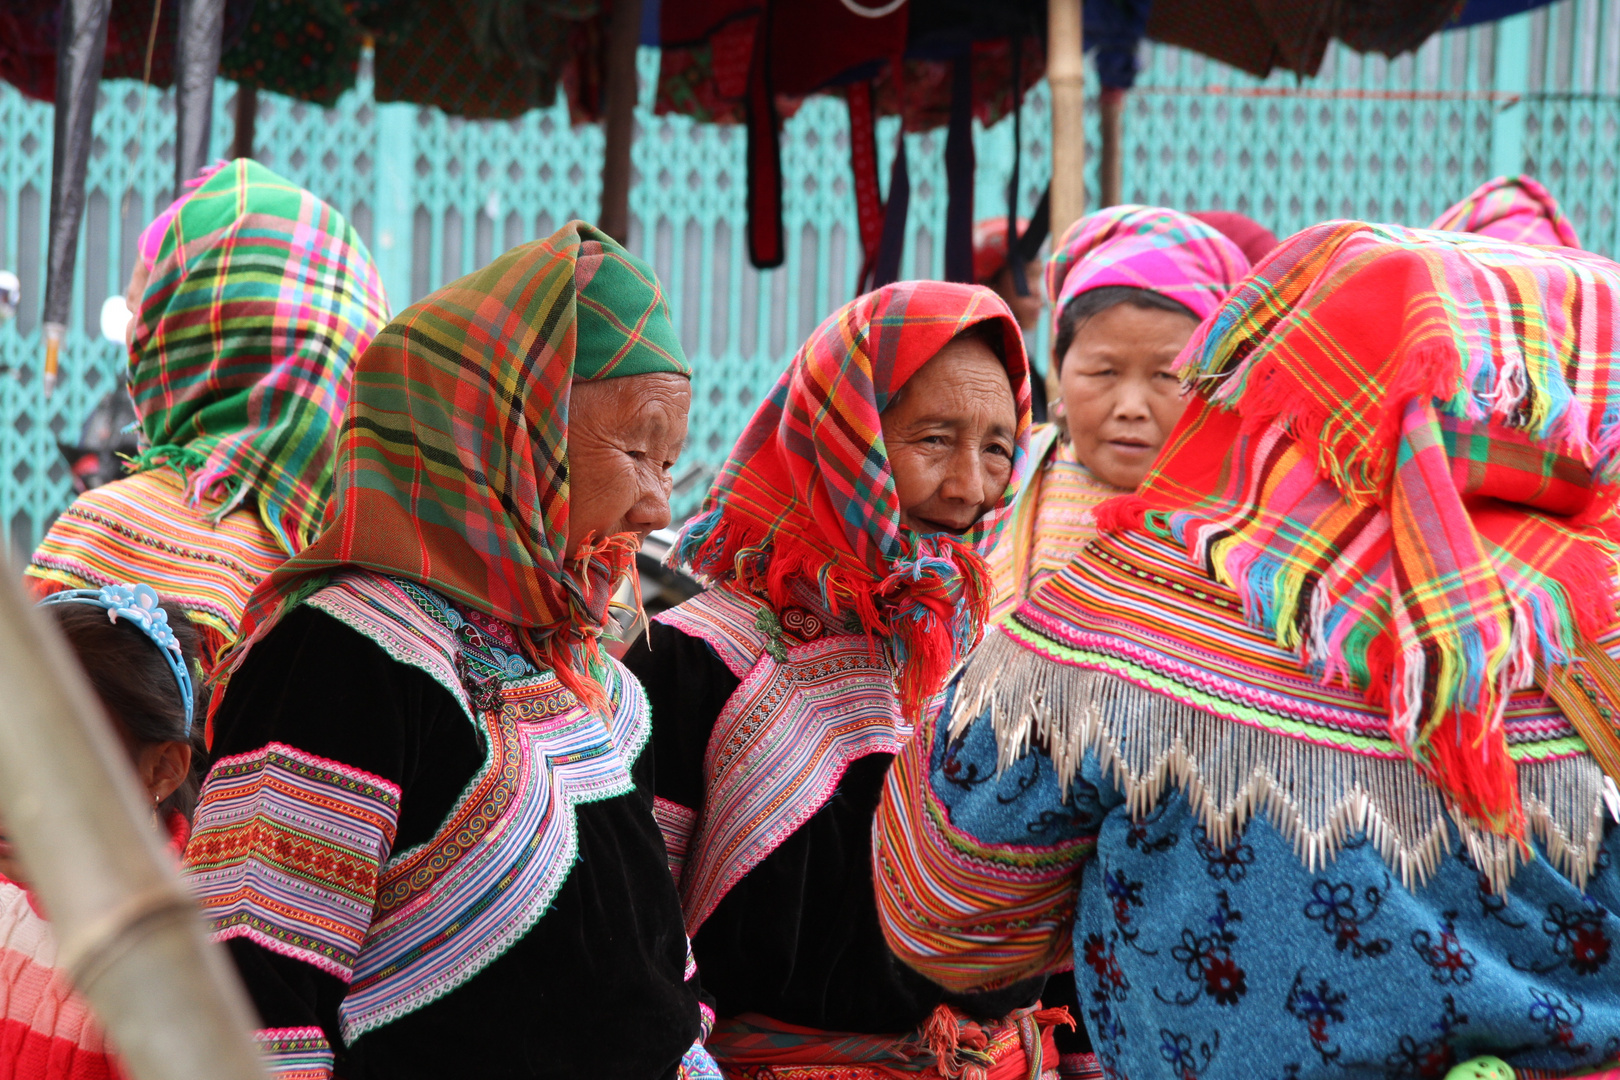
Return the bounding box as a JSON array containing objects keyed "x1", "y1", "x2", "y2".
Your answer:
[
  {"x1": 1052, "y1": 285, "x2": 1197, "y2": 373},
  {"x1": 950, "y1": 318, "x2": 1008, "y2": 365},
  {"x1": 46, "y1": 600, "x2": 207, "y2": 821}
]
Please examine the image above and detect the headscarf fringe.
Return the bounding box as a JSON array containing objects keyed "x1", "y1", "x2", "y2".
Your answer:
[
  {"x1": 950, "y1": 630, "x2": 1605, "y2": 894},
  {"x1": 676, "y1": 509, "x2": 989, "y2": 721}
]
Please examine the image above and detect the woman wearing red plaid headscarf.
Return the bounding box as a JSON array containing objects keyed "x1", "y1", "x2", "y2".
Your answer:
[{"x1": 621, "y1": 280, "x2": 1077, "y2": 1079}]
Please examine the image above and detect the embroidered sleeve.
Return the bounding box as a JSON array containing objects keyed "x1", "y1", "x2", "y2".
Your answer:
[
  {"x1": 186, "y1": 742, "x2": 401, "y2": 980},
  {"x1": 872, "y1": 684, "x2": 1101, "y2": 992},
  {"x1": 655, "y1": 797, "x2": 699, "y2": 886},
  {"x1": 255, "y1": 1026, "x2": 335, "y2": 1080}
]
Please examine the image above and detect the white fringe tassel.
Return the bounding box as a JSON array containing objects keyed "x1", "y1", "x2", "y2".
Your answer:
[{"x1": 950, "y1": 629, "x2": 1607, "y2": 895}]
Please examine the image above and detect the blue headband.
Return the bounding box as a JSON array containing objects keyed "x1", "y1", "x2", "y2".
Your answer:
[{"x1": 38, "y1": 583, "x2": 194, "y2": 735}]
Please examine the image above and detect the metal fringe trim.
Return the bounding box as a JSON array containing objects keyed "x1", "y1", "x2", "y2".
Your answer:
[{"x1": 950, "y1": 629, "x2": 1607, "y2": 894}]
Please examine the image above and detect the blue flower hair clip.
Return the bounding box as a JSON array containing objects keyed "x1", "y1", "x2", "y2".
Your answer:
[{"x1": 38, "y1": 583, "x2": 194, "y2": 734}]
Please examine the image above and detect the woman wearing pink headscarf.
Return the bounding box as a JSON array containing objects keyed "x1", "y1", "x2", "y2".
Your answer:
[
  {"x1": 1430, "y1": 174, "x2": 1581, "y2": 248},
  {"x1": 985, "y1": 204, "x2": 1250, "y2": 621}
]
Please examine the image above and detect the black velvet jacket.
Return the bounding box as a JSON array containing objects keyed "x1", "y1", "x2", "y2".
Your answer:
[
  {"x1": 621, "y1": 619, "x2": 1043, "y2": 1035},
  {"x1": 206, "y1": 606, "x2": 701, "y2": 1080}
]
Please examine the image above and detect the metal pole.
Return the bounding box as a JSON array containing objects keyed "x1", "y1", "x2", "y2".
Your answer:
[
  {"x1": 1047, "y1": 0, "x2": 1086, "y2": 238},
  {"x1": 174, "y1": 0, "x2": 227, "y2": 188},
  {"x1": 0, "y1": 566, "x2": 268, "y2": 1080},
  {"x1": 600, "y1": 0, "x2": 644, "y2": 244},
  {"x1": 42, "y1": 0, "x2": 115, "y2": 400}
]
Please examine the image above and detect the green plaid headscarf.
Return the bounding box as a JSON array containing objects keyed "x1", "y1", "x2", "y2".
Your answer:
[
  {"x1": 129, "y1": 158, "x2": 390, "y2": 555},
  {"x1": 213, "y1": 221, "x2": 688, "y2": 729}
]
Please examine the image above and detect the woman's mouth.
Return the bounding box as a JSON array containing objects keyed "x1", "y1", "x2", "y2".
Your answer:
[{"x1": 1106, "y1": 438, "x2": 1155, "y2": 456}]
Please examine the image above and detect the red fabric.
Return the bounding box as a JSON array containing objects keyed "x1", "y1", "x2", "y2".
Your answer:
[
  {"x1": 973, "y1": 217, "x2": 1031, "y2": 284},
  {"x1": 1189, "y1": 210, "x2": 1280, "y2": 265},
  {"x1": 0, "y1": 1018, "x2": 118, "y2": 1080}
]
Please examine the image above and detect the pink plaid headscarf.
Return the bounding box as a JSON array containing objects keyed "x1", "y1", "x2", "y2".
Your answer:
[
  {"x1": 1430, "y1": 175, "x2": 1580, "y2": 249},
  {"x1": 1046, "y1": 205, "x2": 1251, "y2": 337}
]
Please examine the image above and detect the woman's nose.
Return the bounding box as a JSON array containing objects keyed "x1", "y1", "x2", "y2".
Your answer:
[{"x1": 939, "y1": 446, "x2": 988, "y2": 506}]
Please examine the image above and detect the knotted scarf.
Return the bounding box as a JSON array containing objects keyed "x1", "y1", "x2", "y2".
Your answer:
[
  {"x1": 1431, "y1": 175, "x2": 1581, "y2": 250},
  {"x1": 1100, "y1": 220, "x2": 1620, "y2": 836},
  {"x1": 213, "y1": 221, "x2": 689, "y2": 726},
  {"x1": 129, "y1": 158, "x2": 390, "y2": 555},
  {"x1": 1046, "y1": 204, "x2": 1251, "y2": 331},
  {"x1": 674, "y1": 281, "x2": 1033, "y2": 721}
]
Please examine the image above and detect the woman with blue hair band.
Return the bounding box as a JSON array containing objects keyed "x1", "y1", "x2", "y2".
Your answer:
[{"x1": 0, "y1": 582, "x2": 203, "y2": 1080}]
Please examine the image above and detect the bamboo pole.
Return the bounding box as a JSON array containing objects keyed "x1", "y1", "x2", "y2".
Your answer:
[
  {"x1": 600, "y1": 0, "x2": 645, "y2": 244},
  {"x1": 1047, "y1": 0, "x2": 1086, "y2": 238},
  {"x1": 1099, "y1": 88, "x2": 1124, "y2": 208},
  {"x1": 0, "y1": 568, "x2": 268, "y2": 1080}
]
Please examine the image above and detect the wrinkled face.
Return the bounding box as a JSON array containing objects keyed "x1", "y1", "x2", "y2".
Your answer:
[
  {"x1": 993, "y1": 262, "x2": 1045, "y2": 332},
  {"x1": 881, "y1": 334, "x2": 1019, "y2": 537},
  {"x1": 1059, "y1": 302, "x2": 1198, "y2": 490},
  {"x1": 124, "y1": 263, "x2": 150, "y2": 352},
  {"x1": 565, "y1": 372, "x2": 691, "y2": 557}
]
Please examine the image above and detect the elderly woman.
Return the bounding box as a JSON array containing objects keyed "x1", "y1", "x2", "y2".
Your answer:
[
  {"x1": 1432, "y1": 174, "x2": 1580, "y2": 248},
  {"x1": 27, "y1": 159, "x2": 388, "y2": 668},
  {"x1": 873, "y1": 223, "x2": 1620, "y2": 1079},
  {"x1": 621, "y1": 282, "x2": 1073, "y2": 1078},
  {"x1": 184, "y1": 225, "x2": 720, "y2": 1080},
  {"x1": 986, "y1": 206, "x2": 1249, "y2": 622}
]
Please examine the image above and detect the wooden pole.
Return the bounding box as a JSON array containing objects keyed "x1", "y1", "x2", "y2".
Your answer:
[
  {"x1": 1099, "y1": 88, "x2": 1123, "y2": 208},
  {"x1": 230, "y1": 83, "x2": 258, "y2": 160},
  {"x1": 0, "y1": 570, "x2": 268, "y2": 1080},
  {"x1": 600, "y1": 0, "x2": 644, "y2": 244},
  {"x1": 1047, "y1": 0, "x2": 1086, "y2": 239}
]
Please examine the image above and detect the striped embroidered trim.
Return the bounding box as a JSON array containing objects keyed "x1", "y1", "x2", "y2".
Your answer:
[
  {"x1": 254, "y1": 1026, "x2": 334, "y2": 1080},
  {"x1": 186, "y1": 743, "x2": 401, "y2": 980},
  {"x1": 337, "y1": 632, "x2": 650, "y2": 1039},
  {"x1": 873, "y1": 706, "x2": 1090, "y2": 993},
  {"x1": 305, "y1": 571, "x2": 471, "y2": 722},
  {"x1": 26, "y1": 470, "x2": 284, "y2": 666},
  {"x1": 665, "y1": 588, "x2": 909, "y2": 935},
  {"x1": 953, "y1": 625, "x2": 1610, "y2": 894},
  {"x1": 677, "y1": 1040, "x2": 726, "y2": 1080},
  {"x1": 655, "y1": 797, "x2": 699, "y2": 886},
  {"x1": 657, "y1": 587, "x2": 766, "y2": 678}
]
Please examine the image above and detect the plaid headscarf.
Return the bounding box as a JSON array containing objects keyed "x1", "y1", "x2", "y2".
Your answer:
[
  {"x1": 1431, "y1": 175, "x2": 1581, "y2": 250},
  {"x1": 1100, "y1": 220, "x2": 1620, "y2": 835},
  {"x1": 1046, "y1": 205, "x2": 1251, "y2": 334},
  {"x1": 130, "y1": 158, "x2": 390, "y2": 555},
  {"x1": 673, "y1": 281, "x2": 1033, "y2": 720},
  {"x1": 214, "y1": 222, "x2": 689, "y2": 726}
]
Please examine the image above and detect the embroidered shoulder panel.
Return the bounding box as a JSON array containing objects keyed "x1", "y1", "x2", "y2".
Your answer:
[
  {"x1": 959, "y1": 529, "x2": 1611, "y2": 893},
  {"x1": 656, "y1": 586, "x2": 771, "y2": 677},
  {"x1": 678, "y1": 630, "x2": 908, "y2": 934},
  {"x1": 338, "y1": 643, "x2": 649, "y2": 1040},
  {"x1": 305, "y1": 570, "x2": 472, "y2": 722},
  {"x1": 186, "y1": 743, "x2": 402, "y2": 980}
]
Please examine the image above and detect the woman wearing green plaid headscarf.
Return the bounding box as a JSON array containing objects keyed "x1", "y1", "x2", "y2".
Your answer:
[
  {"x1": 184, "y1": 223, "x2": 722, "y2": 1080},
  {"x1": 27, "y1": 159, "x2": 389, "y2": 667}
]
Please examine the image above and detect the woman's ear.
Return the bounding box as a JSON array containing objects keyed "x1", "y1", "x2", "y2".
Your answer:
[{"x1": 136, "y1": 740, "x2": 194, "y2": 806}]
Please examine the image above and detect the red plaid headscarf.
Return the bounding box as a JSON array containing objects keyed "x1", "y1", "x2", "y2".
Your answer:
[
  {"x1": 212, "y1": 222, "x2": 688, "y2": 731},
  {"x1": 674, "y1": 281, "x2": 1034, "y2": 720},
  {"x1": 1103, "y1": 220, "x2": 1620, "y2": 835}
]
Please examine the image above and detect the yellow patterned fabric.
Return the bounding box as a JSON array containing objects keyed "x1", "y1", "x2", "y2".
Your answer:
[
  {"x1": 987, "y1": 425, "x2": 1126, "y2": 621},
  {"x1": 27, "y1": 470, "x2": 284, "y2": 669}
]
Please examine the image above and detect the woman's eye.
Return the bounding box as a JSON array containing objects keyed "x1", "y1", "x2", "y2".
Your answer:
[{"x1": 985, "y1": 443, "x2": 1012, "y2": 458}]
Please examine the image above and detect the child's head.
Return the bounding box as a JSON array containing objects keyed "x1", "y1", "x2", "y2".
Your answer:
[
  {"x1": 1053, "y1": 285, "x2": 1198, "y2": 489},
  {"x1": 41, "y1": 587, "x2": 202, "y2": 820},
  {"x1": 1045, "y1": 206, "x2": 1253, "y2": 490}
]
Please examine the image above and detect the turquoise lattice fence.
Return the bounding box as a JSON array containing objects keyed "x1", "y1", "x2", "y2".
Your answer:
[{"x1": 4, "y1": 0, "x2": 1620, "y2": 554}]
